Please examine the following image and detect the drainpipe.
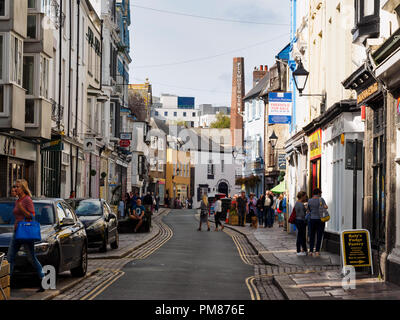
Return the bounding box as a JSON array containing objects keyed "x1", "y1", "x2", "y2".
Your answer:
[
  {"x1": 68, "y1": 0, "x2": 73, "y2": 193},
  {"x1": 75, "y1": 0, "x2": 81, "y2": 196},
  {"x1": 100, "y1": 19, "x2": 103, "y2": 91}
]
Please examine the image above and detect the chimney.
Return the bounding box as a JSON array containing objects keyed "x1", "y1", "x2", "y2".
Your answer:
[{"x1": 253, "y1": 64, "x2": 268, "y2": 87}]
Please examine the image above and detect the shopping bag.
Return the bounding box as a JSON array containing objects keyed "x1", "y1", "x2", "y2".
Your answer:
[{"x1": 15, "y1": 218, "x2": 41, "y2": 242}]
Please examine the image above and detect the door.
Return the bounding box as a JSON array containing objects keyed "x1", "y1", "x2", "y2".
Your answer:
[
  {"x1": 55, "y1": 202, "x2": 73, "y2": 269},
  {"x1": 62, "y1": 202, "x2": 83, "y2": 267}
]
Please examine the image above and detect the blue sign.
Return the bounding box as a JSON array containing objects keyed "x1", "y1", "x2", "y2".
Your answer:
[{"x1": 268, "y1": 92, "x2": 292, "y2": 124}]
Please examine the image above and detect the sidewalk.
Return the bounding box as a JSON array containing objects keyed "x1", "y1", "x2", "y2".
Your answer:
[{"x1": 223, "y1": 221, "x2": 400, "y2": 299}]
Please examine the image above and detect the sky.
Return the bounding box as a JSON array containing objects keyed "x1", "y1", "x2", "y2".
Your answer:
[{"x1": 128, "y1": 1, "x2": 291, "y2": 108}]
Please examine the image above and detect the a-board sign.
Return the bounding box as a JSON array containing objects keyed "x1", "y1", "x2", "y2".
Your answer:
[{"x1": 340, "y1": 229, "x2": 373, "y2": 272}]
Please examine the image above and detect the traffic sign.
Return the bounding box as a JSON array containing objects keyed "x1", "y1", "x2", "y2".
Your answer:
[{"x1": 119, "y1": 140, "x2": 130, "y2": 148}]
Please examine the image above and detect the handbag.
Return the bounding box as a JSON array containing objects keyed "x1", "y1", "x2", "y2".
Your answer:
[
  {"x1": 319, "y1": 199, "x2": 330, "y2": 223},
  {"x1": 15, "y1": 216, "x2": 41, "y2": 242},
  {"x1": 288, "y1": 207, "x2": 296, "y2": 224}
]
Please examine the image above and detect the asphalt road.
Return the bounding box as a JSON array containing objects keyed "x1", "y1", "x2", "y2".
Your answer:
[{"x1": 95, "y1": 209, "x2": 254, "y2": 300}]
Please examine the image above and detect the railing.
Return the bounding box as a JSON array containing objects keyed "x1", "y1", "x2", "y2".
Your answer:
[{"x1": 51, "y1": 100, "x2": 64, "y2": 123}]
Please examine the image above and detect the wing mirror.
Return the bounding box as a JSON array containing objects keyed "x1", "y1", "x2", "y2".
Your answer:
[{"x1": 61, "y1": 217, "x2": 75, "y2": 226}]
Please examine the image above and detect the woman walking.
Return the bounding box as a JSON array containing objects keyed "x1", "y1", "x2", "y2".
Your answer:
[
  {"x1": 247, "y1": 193, "x2": 258, "y2": 228},
  {"x1": 7, "y1": 179, "x2": 45, "y2": 292},
  {"x1": 307, "y1": 188, "x2": 328, "y2": 256},
  {"x1": 198, "y1": 195, "x2": 210, "y2": 231},
  {"x1": 256, "y1": 194, "x2": 265, "y2": 227},
  {"x1": 294, "y1": 191, "x2": 308, "y2": 256}
]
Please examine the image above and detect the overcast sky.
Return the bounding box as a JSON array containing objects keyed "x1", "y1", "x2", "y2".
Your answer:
[{"x1": 128, "y1": 0, "x2": 291, "y2": 107}]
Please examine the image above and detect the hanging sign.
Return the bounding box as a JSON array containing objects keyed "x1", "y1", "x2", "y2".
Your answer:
[
  {"x1": 268, "y1": 92, "x2": 292, "y2": 124},
  {"x1": 119, "y1": 140, "x2": 130, "y2": 148},
  {"x1": 340, "y1": 229, "x2": 373, "y2": 274},
  {"x1": 357, "y1": 82, "x2": 379, "y2": 104}
]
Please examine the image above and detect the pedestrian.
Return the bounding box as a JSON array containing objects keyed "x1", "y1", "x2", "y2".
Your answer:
[
  {"x1": 198, "y1": 195, "x2": 210, "y2": 231},
  {"x1": 294, "y1": 191, "x2": 308, "y2": 256},
  {"x1": 188, "y1": 196, "x2": 193, "y2": 209},
  {"x1": 265, "y1": 191, "x2": 274, "y2": 228},
  {"x1": 124, "y1": 192, "x2": 131, "y2": 218},
  {"x1": 236, "y1": 191, "x2": 248, "y2": 227},
  {"x1": 7, "y1": 179, "x2": 45, "y2": 292},
  {"x1": 256, "y1": 193, "x2": 265, "y2": 227},
  {"x1": 129, "y1": 199, "x2": 146, "y2": 233},
  {"x1": 277, "y1": 193, "x2": 285, "y2": 227},
  {"x1": 10, "y1": 184, "x2": 18, "y2": 199},
  {"x1": 214, "y1": 196, "x2": 225, "y2": 231},
  {"x1": 118, "y1": 197, "x2": 125, "y2": 219},
  {"x1": 155, "y1": 194, "x2": 160, "y2": 213},
  {"x1": 307, "y1": 188, "x2": 328, "y2": 256},
  {"x1": 143, "y1": 192, "x2": 153, "y2": 227},
  {"x1": 247, "y1": 193, "x2": 258, "y2": 228}
]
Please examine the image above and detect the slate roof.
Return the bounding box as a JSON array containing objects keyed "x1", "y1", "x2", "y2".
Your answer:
[{"x1": 243, "y1": 72, "x2": 270, "y2": 101}]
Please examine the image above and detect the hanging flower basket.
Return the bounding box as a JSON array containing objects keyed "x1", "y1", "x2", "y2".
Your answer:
[{"x1": 90, "y1": 169, "x2": 97, "y2": 177}]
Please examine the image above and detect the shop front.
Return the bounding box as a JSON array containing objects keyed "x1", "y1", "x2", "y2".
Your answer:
[
  {"x1": 0, "y1": 135, "x2": 37, "y2": 197},
  {"x1": 308, "y1": 129, "x2": 322, "y2": 196}
]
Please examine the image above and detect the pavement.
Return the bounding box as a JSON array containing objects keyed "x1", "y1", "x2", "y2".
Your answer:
[{"x1": 220, "y1": 219, "x2": 400, "y2": 300}]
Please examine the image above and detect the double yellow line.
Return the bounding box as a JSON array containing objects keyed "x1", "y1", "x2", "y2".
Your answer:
[{"x1": 80, "y1": 270, "x2": 125, "y2": 300}]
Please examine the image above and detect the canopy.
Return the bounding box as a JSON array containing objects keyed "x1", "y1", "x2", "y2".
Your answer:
[{"x1": 271, "y1": 181, "x2": 286, "y2": 194}]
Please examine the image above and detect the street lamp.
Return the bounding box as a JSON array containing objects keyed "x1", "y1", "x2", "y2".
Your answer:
[
  {"x1": 269, "y1": 130, "x2": 278, "y2": 148},
  {"x1": 292, "y1": 59, "x2": 327, "y2": 107}
]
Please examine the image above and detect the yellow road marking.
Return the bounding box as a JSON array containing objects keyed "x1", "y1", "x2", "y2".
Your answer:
[
  {"x1": 87, "y1": 271, "x2": 125, "y2": 300},
  {"x1": 80, "y1": 270, "x2": 124, "y2": 300}
]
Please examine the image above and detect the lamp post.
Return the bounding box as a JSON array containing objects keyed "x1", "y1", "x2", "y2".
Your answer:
[{"x1": 293, "y1": 59, "x2": 326, "y2": 108}]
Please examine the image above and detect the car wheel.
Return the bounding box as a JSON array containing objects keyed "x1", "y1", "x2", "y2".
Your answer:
[
  {"x1": 99, "y1": 232, "x2": 108, "y2": 253},
  {"x1": 110, "y1": 231, "x2": 119, "y2": 249},
  {"x1": 70, "y1": 243, "x2": 88, "y2": 277}
]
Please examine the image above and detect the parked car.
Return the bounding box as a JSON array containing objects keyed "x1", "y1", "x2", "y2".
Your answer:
[
  {"x1": 0, "y1": 198, "x2": 88, "y2": 277},
  {"x1": 65, "y1": 198, "x2": 119, "y2": 252}
]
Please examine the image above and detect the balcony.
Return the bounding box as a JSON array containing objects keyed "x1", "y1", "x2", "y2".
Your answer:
[
  {"x1": 23, "y1": 98, "x2": 52, "y2": 140},
  {"x1": 0, "y1": 84, "x2": 26, "y2": 132}
]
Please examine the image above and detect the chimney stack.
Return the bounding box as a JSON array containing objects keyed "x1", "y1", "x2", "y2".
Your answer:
[{"x1": 253, "y1": 64, "x2": 268, "y2": 87}]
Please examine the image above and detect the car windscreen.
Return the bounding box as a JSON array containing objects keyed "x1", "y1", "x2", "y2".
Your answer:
[
  {"x1": 75, "y1": 200, "x2": 102, "y2": 216},
  {"x1": 0, "y1": 202, "x2": 55, "y2": 225}
]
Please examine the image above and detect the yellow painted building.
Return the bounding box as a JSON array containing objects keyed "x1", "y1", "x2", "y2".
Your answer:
[{"x1": 166, "y1": 148, "x2": 191, "y2": 202}]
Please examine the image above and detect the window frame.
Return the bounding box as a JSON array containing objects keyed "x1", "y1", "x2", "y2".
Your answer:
[
  {"x1": 0, "y1": 33, "x2": 5, "y2": 83},
  {"x1": 25, "y1": 99, "x2": 38, "y2": 127},
  {"x1": 10, "y1": 33, "x2": 23, "y2": 87},
  {"x1": 40, "y1": 55, "x2": 49, "y2": 99},
  {"x1": 23, "y1": 54, "x2": 36, "y2": 97},
  {"x1": 26, "y1": 14, "x2": 39, "y2": 41},
  {"x1": 0, "y1": 0, "x2": 10, "y2": 19}
]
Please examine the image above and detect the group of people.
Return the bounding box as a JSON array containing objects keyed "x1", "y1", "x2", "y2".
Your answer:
[
  {"x1": 164, "y1": 196, "x2": 193, "y2": 209},
  {"x1": 233, "y1": 190, "x2": 287, "y2": 229}
]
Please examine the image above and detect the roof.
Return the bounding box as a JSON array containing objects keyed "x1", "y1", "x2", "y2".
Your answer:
[{"x1": 243, "y1": 73, "x2": 270, "y2": 101}]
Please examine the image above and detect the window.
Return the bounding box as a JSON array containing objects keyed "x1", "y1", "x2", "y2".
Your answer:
[
  {"x1": 27, "y1": 15, "x2": 37, "y2": 39},
  {"x1": 155, "y1": 111, "x2": 159, "y2": 116},
  {"x1": 11, "y1": 35, "x2": 23, "y2": 86},
  {"x1": 110, "y1": 102, "x2": 115, "y2": 136},
  {"x1": 40, "y1": 56, "x2": 49, "y2": 98},
  {"x1": 207, "y1": 160, "x2": 214, "y2": 178},
  {"x1": 183, "y1": 112, "x2": 186, "y2": 117},
  {"x1": 158, "y1": 138, "x2": 164, "y2": 150},
  {"x1": 0, "y1": 35, "x2": 4, "y2": 80},
  {"x1": 0, "y1": 0, "x2": 7, "y2": 17},
  {"x1": 23, "y1": 56, "x2": 35, "y2": 95},
  {"x1": 28, "y1": 0, "x2": 36, "y2": 9},
  {"x1": 25, "y1": 100, "x2": 35, "y2": 124},
  {"x1": 363, "y1": 0, "x2": 374, "y2": 17},
  {"x1": 221, "y1": 160, "x2": 224, "y2": 173},
  {"x1": 0, "y1": 85, "x2": 3, "y2": 113},
  {"x1": 56, "y1": 203, "x2": 67, "y2": 222},
  {"x1": 192, "y1": 112, "x2": 196, "y2": 117},
  {"x1": 174, "y1": 112, "x2": 177, "y2": 117},
  {"x1": 164, "y1": 111, "x2": 168, "y2": 116}
]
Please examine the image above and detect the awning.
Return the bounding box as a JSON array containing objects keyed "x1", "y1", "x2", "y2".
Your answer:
[{"x1": 271, "y1": 181, "x2": 285, "y2": 193}]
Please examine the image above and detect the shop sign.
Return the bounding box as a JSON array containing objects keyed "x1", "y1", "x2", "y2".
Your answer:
[
  {"x1": 341, "y1": 229, "x2": 373, "y2": 273},
  {"x1": 268, "y1": 92, "x2": 292, "y2": 124},
  {"x1": 41, "y1": 139, "x2": 64, "y2": 152},
  {"x1": 357, "y1": 82, "x2": 379, "y2": 104},
  {"x1": 120, "y1": 132, "x2": 132, "y2": 140},
  {"x1": 278, "y1": 153, "x2": 286, "y2": 170},
  {"x1": 119, "y1": 140, "x2": 130, "y2": 148},
  {"x1": 309, "y1": 129, "x2": 322, "y2": 160}
]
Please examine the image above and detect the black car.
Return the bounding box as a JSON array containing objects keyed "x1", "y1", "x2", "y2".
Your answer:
[
  {"x1": 0, "y1": 198, "x2": 88, "y2": 277},
  {"x1": 66, "y1": 198, "x2": 119, "y2": 252}
]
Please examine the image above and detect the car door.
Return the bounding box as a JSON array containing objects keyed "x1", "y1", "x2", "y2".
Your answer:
[
  {"x1": 104, "y1": 202, "x2": 117, "y2": 242},
  {"x1": 62, "y1": 202, "x2": 84, "y2": 267},
  {"x1": 55, "y1": 202, "x2": 74, "y2": 269}
]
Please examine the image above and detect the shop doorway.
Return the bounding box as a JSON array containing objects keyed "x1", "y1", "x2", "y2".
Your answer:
[
  {"x1": 217, "y1": 182, "x2": 229, "y2": 196},
  {"x1": 310, "y1": 158, "x2": 321, "y2": 195}
]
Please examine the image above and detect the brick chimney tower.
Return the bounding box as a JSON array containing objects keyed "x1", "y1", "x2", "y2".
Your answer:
[
  {"x1": 230, "y1": 57, "x2": 245, "y2": 147},
  {"x1": 253, "y1": 65, "x2": 268, "y2": 87}
]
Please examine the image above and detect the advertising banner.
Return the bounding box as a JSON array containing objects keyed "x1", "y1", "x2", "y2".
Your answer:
[
  {"x1": 268, "y1": 92, "x2": 292, "y2": 124},
  {"x1": 309, "y1": 129, "x2": 322, "y2": 160}
]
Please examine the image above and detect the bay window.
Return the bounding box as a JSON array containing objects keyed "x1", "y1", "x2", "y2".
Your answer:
[
  {"x1": 27, "y1": 15, "x2": 38, "y2": 40},
  {"x1": 25, "y1": 100, "x2": 35, "y2": 125},
  {"x1": 0, "y1": 0, "x2": 8, "y2": 18},
  {"x1": 40, "y1": 56, "x2": 49, "y2": 98},
  {"x1": 23, "y1": 56, "x2": 35, "y2": 96}
]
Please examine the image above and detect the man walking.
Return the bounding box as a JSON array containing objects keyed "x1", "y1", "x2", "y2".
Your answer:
[
  {"x1": 214, "y1": 196, "x2": 224, "y2": 231},
  {"x1": 236, "y1": 191, "x2": 248, "y2": 227},
  {"x1": 265, "y1": 191, "x2": 274, "y2": 228}
]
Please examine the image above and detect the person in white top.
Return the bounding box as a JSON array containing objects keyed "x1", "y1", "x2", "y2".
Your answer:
[{"x1": 214, "y1": 197, "x2": 225, "y2": 231}]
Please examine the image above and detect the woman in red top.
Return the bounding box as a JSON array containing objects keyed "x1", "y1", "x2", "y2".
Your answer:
[{"x1": 7, "y1": 179, "x2": 45, "y2": 292}]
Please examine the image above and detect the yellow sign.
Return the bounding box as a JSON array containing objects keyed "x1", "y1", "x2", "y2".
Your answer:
[
  {"x1": 341, "y1": 230, "x2": 372, "y2": 270},
  {"x1": 309, "y1": 129, "x2": 322, "y2": 160},
  {"x1": 357, "y1": 82, "x2": 378, "y2": 104}
]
